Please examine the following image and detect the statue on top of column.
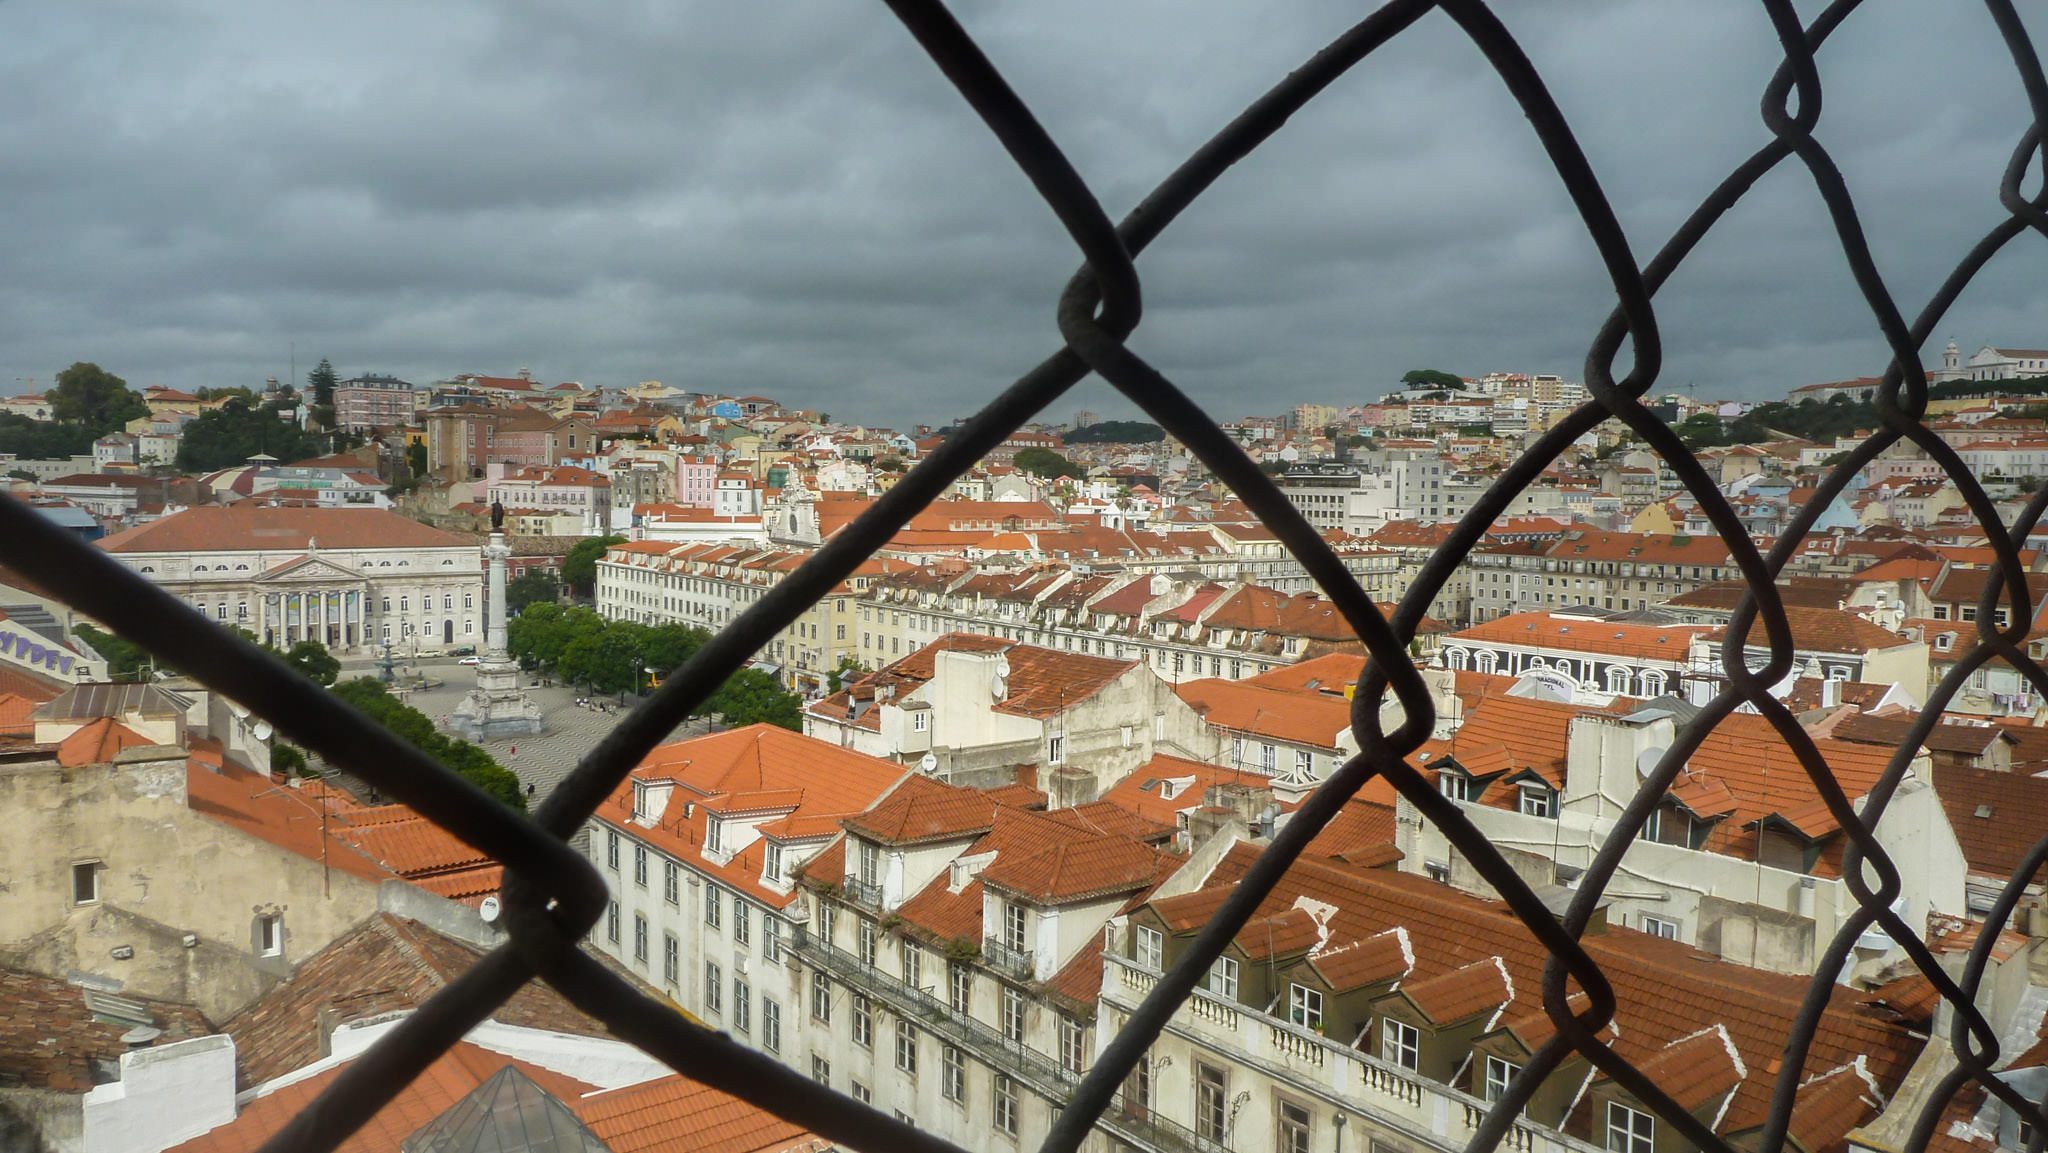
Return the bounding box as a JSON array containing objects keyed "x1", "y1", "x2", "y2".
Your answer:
[{"x1": 490, "y1": 499, "x2": 505, "y2": 531}]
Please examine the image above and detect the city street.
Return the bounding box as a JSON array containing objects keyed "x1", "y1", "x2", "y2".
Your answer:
[{"x1": 326, "y1": 653, "x2": 715, "y2": 808}]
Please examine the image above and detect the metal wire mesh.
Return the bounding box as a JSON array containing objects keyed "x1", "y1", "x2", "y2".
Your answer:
[{"x1": 6, "y1": 2, "x2": 2048, "y2": 1151}]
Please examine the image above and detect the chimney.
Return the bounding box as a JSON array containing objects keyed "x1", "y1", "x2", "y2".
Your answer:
[{"x1": 1821, "y1": 678, "x2": 1840, "y2": 709}]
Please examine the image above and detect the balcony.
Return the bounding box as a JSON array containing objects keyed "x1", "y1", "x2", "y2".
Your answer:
[
  {"x1": 1100, "y1": 954, "x2": 1586, "y2": 1153},
  {"x1": 981, "y1": 937, "x2": 1035, "y2": 981},
  {"x1": 843, "y1": 877, "x2": 884, "y2": 911},
  {"x1": 790, "y1": 926, "x2": 1076, "y2": 1099}
]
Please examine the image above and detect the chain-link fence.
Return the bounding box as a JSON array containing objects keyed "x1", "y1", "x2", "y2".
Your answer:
[{"x1": 7, "y1": 2, "x2": 2047, "y2": 1151}]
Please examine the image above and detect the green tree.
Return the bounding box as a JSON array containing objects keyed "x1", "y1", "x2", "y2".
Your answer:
[
  {"x1": 75, "y1": 623, "x2": 156, "y2": 681},
  {"x1": 282, "y1": 640, "x2": 341, "y2": 686},
  {"x1": 1400, "y1": 368, "x2": 1465, "y2": 391},
  {"x1": 697, "y1": 668, "x2": 803, "y2": 730},
  {"x1": 50, "y1": 363, "x2": 146, "y2": 434},
  {"x1": 873, "y1": 455, "x2": 906, "y2": 473},
  {"x1": 406, "y1": 442, "x2": 428, "y2": 479},
  {"x1": 330, "y1": 678, "x2": 524, "y2": 811},
  {"x1": 825, "y1": 656, "x2": 868, "y2": 694},
  {"x1": 640, "y1": 622, "x2": 710, "y2": 677},
  {"x1": 0, "y1": 415, "x2": 97, "y2": 460},
  {"x1": 560, "y1": 621, "x2": 648, "y2": 693},
  {"x1": 506, "y1": 571, "x2": 560, "y2": 613},
  {"x1": 176, "y1": 397, "x2": 323, "y2": 471},
  {"x1": 306, "y1": 359, "x2": 338, "y2": 431},
  {"x1": 560, "y1": 535, "x2": 627, "y2": 598},
  {"x1": 1065, "y1": 421, "x2": 1165, "y2": 444},
  {"x1": 1012, "y1": 446, "x2": 1080, "y2": 479},
  {"x1": 272, "y1": 743, "x2": 311, "y2": 777},
  {"x1": 1674, "y1": 412, "x2": 1730, "y2": 450}
]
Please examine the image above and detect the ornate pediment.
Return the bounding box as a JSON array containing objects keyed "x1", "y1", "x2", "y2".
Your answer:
[{"x1": 254, "y1": 554, "x2": 365, "y2": 583}]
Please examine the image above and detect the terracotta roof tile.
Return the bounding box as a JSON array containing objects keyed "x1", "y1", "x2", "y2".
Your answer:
[
  {"x1": 1397, "y1": 957, "x2": 1513, "y2": 1026},
  {"x1": 99, "y1": 506, "x2": 473, "y2": 554},
  {"x1": 0, "y1": 967, "x2": 213, "y2": 1092}
]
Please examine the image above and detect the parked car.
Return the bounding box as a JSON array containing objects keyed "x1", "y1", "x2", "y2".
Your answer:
[
  {"x1": 449, "y1": 645, "x2": 477, "y2": 657},
  {"x1": 458, "y1": 656, "x2": 482, "y2": 666}
]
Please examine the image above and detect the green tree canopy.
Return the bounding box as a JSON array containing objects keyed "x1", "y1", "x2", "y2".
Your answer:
[
  {"x1": 330, "y1": 678, "x2": 524, "y2": 810},
  {"x1": 1065, "y1": 420, "x2": 1165, "y2": 444},
  {"x1": 307, "y1": 358, "x2": 338, "y2": 408},
  {"x1": 282, "y1": 640, "x2": 341, "y2": 686},
  {"x1": 75, "y1": 623, "x2": 155, "y2": 681},
  {"x1": 1012, "y1": 446, "x2": 1080, "y2": 479},
  {"x1": 1673, "y1": 412, "x2": 1731, "y2": 450},
  {"x1": 560, "y1": 535, "x2": 627, "y2": 598},
  {"x1": 176, "y1": 397, "x2": 324, "y2": 472},
  {"x1": 698, "y1": 668, "x2": 803, "y2": 730},
  {"x1": 51, "y1": 363, "x2": 147, "y2": 434},
  {"x1": 506, "y1": 571, "x2": 560, "y2": 613},
  {"x1": 0, "y1": 414, "x2": 96, "y2": 460},
  {"x1": 1400, "y1": 368, "x2": 1466, "y2": 391}
]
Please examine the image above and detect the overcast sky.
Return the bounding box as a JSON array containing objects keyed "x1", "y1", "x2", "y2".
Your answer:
[{"x1": 2, "y1": 2, "x2": 2040, "y2": 428}]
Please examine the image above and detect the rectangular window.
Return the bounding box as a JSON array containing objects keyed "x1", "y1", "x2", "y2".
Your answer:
[
  {"x1": 1607, "y1": 1102, "x2": 1655, "y2": 1153},
  {"x1": 633, "y1": 845, "x2": 648, "y2": 887},
  {"x1": 763, "y1": 999, "x2": 781, "y2": 1053},
  {"x1": 851, "y1": 992, "x2": 873, "y2": 1048},
  {"x1": 664, "y1": 861, "x2": 679, "y2": 906},
  {"x1": 819, "y1": 903, "x2": 837, "y2": 943},
  {"x1": 812, "y1": 972, "x2": 832, "y2": 1023},
  {"x1": 1381, "y1": 1018, "x2": 1420, "y2": 1070},
  {"x1": 1440, "y1": 773, "x2": 1474, "y2": 802},
  {"x1": 1127, "y1": 1056, "x2": 1151, "y2": 1111},
  {"x1": 1279, "y1": 1098, "x2": 1313, "y2": 1153},
  {"x1": 1060, "y1": 1015, "x2": 1087, "y2": 1073},
  {"x1": 895, "y1": 1020, "x2": 919, "y2": 1074},
  {"x1": 705, "y1": 884, "x2": 722, "y2": 930},
  {"x1": 994, "y1": 1072, "x2": 1019, "y2": 1136},
  {"x1": 764, "y1": 916, "x2": 783, "y2": 962},
  {"x1": 1641, "y1": 914, "x2": 1680, "y2": 940},
  {"x1": 1001, "y1": 986, "x2": 1025, "y2": 1043},
  {"x1": 704, "y1": 962, "x2": 723, "y2": 1014},
  {"x1": 1004, "y1": 902, "x2": 1028, "y2": 952},
  {"x1": 733, "y1": 979, "x2": 751, "y2": 1034},
  {"x1": 1048, "y1": 735, "x2": 1064, "y2": 765},
  {"x1": 733, "y1": 899, "x2": 751, "y2": 947},
  {"x1": 663, "y1": 932, "x2": 679, "y2": 985},
  {"x1": 903, "y1": 941, "x2": 924, "y2": 989},
  {"x1": 942, "y1": 1045, "x2": 966, "y2": 1102},
  {"x1": 606, "y1": 829, "x2": 619, "y2": 870},
  {"x1": 850, "y1": 1080, "x2": 870, "y2": 1105},
  {"x1": 1484, "y1": 1055, "x2": 1519, "y2": 1103},
  {"x1": 1135, "y1": 925, "x2": 1163, "y2": 971},
  {"x1": 606, "y1": 901, "x2": 620, "y2": 944},
  {"x1": 1289, "y1": 984, "x2": 1323, "y2": 1031},
  {"x1": 1519, "y1": 786, "x2": 1553, "y2": 818},
  {"x1": 859, "y1": 918, "x2": 878, "y2": 966},
  {"x1": 1195, "y1": 1063, "x2": 1227, "y2": 1142},
  {"x1": 1208, "y1": 956, "x2": 1239, "y2": 1000},
  {"x1": 256, "y1": 913, "x2": 283, "y2": 957},
  {"x1": 858, "y1": 840, "x2": 880, "y2": 885},
  {"x1": 705, "y1": 817, "x2": 723, "y2": 854},
  {"x1": 949, "y1": 962, "x2": 973, "y2": 1014},
  {"x1": 811, "y1": 1056, "x2": 830, "y2": 1087},
  {"x1": 1295, "y1": 748, "x2": 1313, "y2": 778},
  {"x1": 912, "y1": 710, "x2": 928, "y2": 731},
  {"x1": 633, "y1": 915, "x2": 648, "y2": 964},
  {"x1": 72, "y1": 861, "x2": 99, "y2": 905}
]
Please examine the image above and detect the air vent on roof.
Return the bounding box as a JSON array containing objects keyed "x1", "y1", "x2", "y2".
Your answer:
[{"x1": 1975, "y1": 804, "x2": 1994, "y2": 819}]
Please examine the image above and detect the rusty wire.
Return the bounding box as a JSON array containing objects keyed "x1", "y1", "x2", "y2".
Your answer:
[{"x1": 6, "y1": 2, "x2": 2048, "y2": 1151}]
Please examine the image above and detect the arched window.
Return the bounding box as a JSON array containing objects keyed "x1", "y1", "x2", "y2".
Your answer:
[
  {"x1": 1606, "y1": 666, "x2": 1631, "y2": 694},
  {"x1": 1640, "y1": 670, "x2": 1667, "y2": 697},
  {"x1": 1476, "y1": 649, "x2": 1498, "y2": 674},
  {"x1": 1446, "y1": 647, "x2": 1470, "y2": 671}
]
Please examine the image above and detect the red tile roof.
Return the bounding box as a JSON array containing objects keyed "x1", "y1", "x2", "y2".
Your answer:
[
  {"x1": 100, "y1": 506, "x2": 473, "y2": 553},
  {"x1": 0, "y1": 967, "x2": 214, "y2": 1092}
]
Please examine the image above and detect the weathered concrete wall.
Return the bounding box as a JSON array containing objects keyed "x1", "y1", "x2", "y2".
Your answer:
[{"x1": 0, "y1": 753, "x2": 381, "y2": 1019}]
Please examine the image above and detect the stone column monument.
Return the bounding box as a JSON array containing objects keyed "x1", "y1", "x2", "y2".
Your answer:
[{"x1": 449, "y1": 507, "x2": 545, "y2": 740}]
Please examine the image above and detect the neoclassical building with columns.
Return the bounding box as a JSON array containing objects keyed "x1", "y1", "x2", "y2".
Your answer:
[{"x1": 98, "y1": 506, "x2": 484, "y2": 653}]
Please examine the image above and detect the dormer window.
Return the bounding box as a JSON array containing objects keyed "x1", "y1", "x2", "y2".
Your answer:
[
  {"x1": 705, "y1": 817, "x2": 724, "y2": 855},
  {"x1": 1518, "y1": 784, "x2": 1555, "y2": 818},
  {"x1": 1441, "y1": 773, "x2": 1475, "y2": 802}
]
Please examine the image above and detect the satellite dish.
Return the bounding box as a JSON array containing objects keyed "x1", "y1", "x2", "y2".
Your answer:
[
  {"x1": 479, "y1": 896, "x2": 501, "y2": 923},
  {"x1": 990, "y1": 675, "x2": 1007, "y2": 701},
  {"x1": 1636, "y1": 746, "x2": 1668, "y2": 777},
  {"x1": 920, "y1": 753, "x2": 938, "y2": 773},
  {"x1": 252, "y1": 722, "x2": 273, "y2": 741},
  {"x1": 994, "y1": 654, "x2": 1011, "y2": 679}
]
